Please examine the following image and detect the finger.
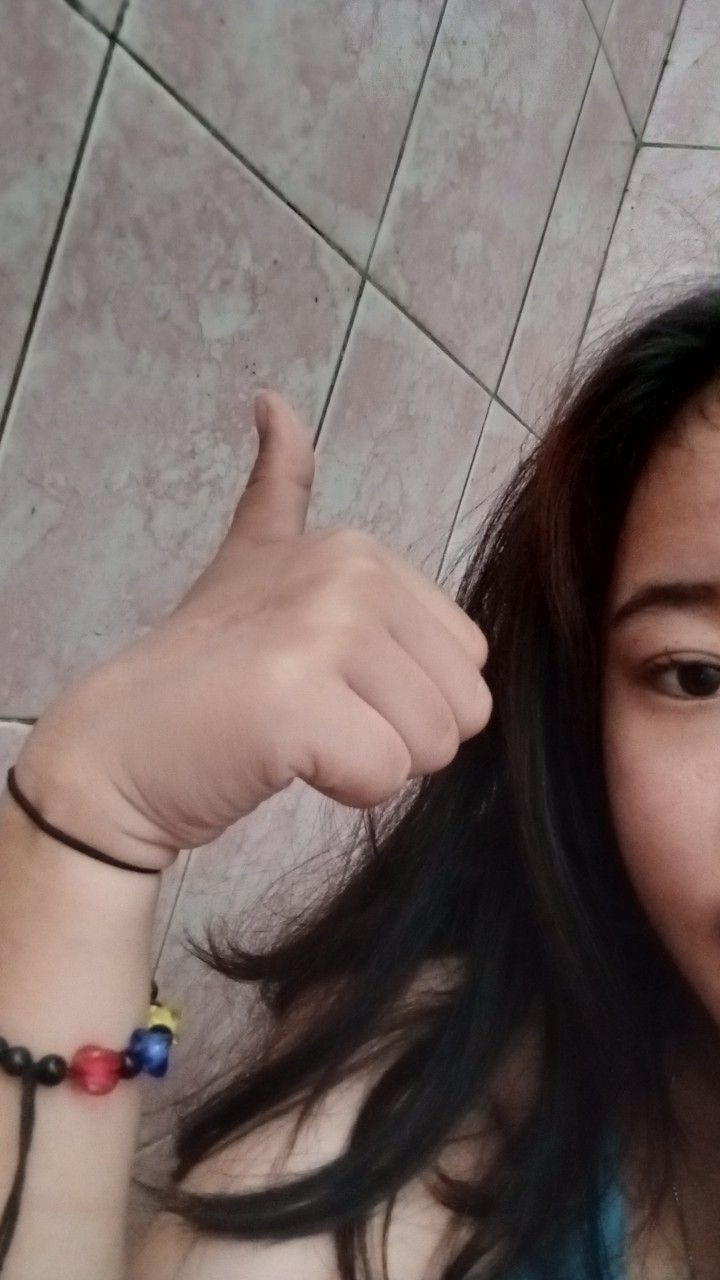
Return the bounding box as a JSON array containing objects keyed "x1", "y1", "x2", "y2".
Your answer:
[
  {"x1": 343, "y1": 625, "x2": 489, "y2": 781},
  {"x1": 372, "y1": 541, "x2": 489, "y2": 671},
  {"x1": 290, "y1": 674, "x2": 414, "y2": 808},
  {"x1": 379, "y1": 585, "x2": 491, "y2": 742},
  {"x1": 225, "y1": 390, "x2": 317, "y2": 546}
]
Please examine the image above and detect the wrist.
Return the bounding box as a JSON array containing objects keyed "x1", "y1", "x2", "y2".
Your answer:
[
  {"x1": 0, "y1": 783, "x2": 159, "y2": 1072},
  {"x1": 9, "y1": 716, "x2": 178, "y2": 875}
]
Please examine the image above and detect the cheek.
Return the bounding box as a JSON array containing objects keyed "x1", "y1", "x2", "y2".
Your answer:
[{"x1": 603, "y1": 689, "x2": 720, "y2": 949}]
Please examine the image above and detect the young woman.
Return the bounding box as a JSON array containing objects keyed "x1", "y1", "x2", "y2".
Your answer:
[{"x1": 3, "y1": 282, "x2": 720, "y2": 1280}]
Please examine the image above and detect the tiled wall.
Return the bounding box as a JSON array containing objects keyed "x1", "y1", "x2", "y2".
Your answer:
[{"x1": 1, "y1": 0, "x2": 717, "y2": 1234}]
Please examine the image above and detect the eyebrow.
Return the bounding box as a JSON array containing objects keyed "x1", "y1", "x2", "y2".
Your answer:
[{"x1": 609, "y1": 580, "x2": 720, "y2": 629}]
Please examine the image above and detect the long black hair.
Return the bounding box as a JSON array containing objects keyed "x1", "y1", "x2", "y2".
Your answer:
[{"x1": 135, "y1": 280, "x2": 720, "y2": 1279}]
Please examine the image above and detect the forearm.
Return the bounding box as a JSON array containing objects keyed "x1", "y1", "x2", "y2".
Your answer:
[{"x1": 0, "y1": 769, "x2": 162, "y2": 1280}]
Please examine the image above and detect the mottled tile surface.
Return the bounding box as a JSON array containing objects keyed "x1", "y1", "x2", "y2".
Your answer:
[
  {"x1": 581, "y1": 146, "x2": 720, "y2": 352},
  {"x1": 311, "y1": 283, "x2": 491, "y2": 576},
  {"x1": 81, "y1": 0, "x2": 123, "y2": 26},
  {"x1": 123, "y1": 0, "x2": 444, "y2": 265},
  {"x1": 646, "y1": 0, "x2": 720, "y2": 145},
  {"x1": 0, "y1": 49, "x2": 358, "y2": 713},
  {"x1": 602, "y1": 0, "x2": 683, "y2": 134},
  {"x1": 441, "y1": 400, "x2": 535, "y2": 599},
  {"x1": 584, "y1": 0, "x2": 613, "y2": 31},
  {"x1": 0, "y1": 0, "x2": 104, "y2": 409},
  {"x1": 499, "y1": 49, "x2": 633, "y2": 432},
  {"x1": 371, "y1": 0, "x2": 598, "y2": 388}
]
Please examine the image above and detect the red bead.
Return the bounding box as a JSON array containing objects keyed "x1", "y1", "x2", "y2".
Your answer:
[{"x1": 69, "y1": 1045, "x2": 123, "y2": 1095}]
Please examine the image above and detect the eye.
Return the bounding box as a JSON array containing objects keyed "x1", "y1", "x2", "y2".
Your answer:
[{"x1": 646, "y1": 659, "x2": 720, "y2": 700}]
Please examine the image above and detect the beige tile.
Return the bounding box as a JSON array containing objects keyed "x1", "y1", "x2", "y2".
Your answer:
[
  {"x1": 311, "y1": 284, "x2": 491, "y2": 577},
  {"x1": 123, "y1": 0, "x2": 444, "y2": 264},
  {"x1": 602, "y1": 0, "x2": 682, "y2": 134},
  {"x1": 499, "y1": 48, "x2": 634, "y2": 432},
  {"x1": 646, "y1": 0, "x2": 720, "y2": 145},
  {"x1": 585, "y1": 0, "x2": 613, "y2": 31},
  {"x1": 0, "y1": 48, "x2": 359, "y2": 713},
  {"x1": 0, "y1": 0, "x2": 104, "y2": 408},
  {"x1": 82, "y1": 0, "x2": 122, "y2": 26},
  {"x1": 581, "y1": 146, "x2": 720, "y2": 353},
  {"x1": 441, "y1": 400, "x2": 536, "y2": 599},
  {"x1": 371, "y1": 0, "x2": 597, "y2": 388}
]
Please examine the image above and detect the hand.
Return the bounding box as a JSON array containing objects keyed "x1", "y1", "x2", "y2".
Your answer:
[{"x1": 15, "y1": 392, "x2": 492, "y2": 871}]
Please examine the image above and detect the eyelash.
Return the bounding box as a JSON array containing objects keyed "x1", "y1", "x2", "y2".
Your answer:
[{"x1": 646, "y1": 658, "x2": 720, "y2": 700}]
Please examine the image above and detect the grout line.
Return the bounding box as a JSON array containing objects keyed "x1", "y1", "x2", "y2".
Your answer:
[
  {"x1": 314, "y1": 279, "x2": 366, "y2": 438},
  {"x1": 434, "y1": 397, "x2": 494, "y2": 586},
  {"x1": 642, "y1": 139, "x2": 720, "y2": 154},
  {"x1": 114, "y1": 0, "x2": 131, "y2": 34},
  {"x1": 571, "y1": 0, "x2": 687, "y2": 361},
  {"x1": 570, "y1": 136, "x2": 640, "y2": 364},
  {"x1": 435, "y1": 384, "x2": 540, "y2": 590},
  {"x1": 493, "y1": 28, "x2": 604, "y2": 399},
  {"x1": 315, "y1": 0, "x2": 451, "y2": 436},
  {"x1": 594, "y1": 0, "x2": 637, "y2": 140},
  {"x1": 59, "y1": 0, "x2": 110, "y2": 37},
  {"x1": 367, "y1": 275, "x2": 495, "y2": 400},
  {"x1": 0, "y1": 37, "x2": 116, "y2": 447},
  {"x1": 549, "y1": 1, "x2": 651, "y2": 148},
  {"x1": 51, "y1": 0, "x2": 525, "y2": 455},
  {"x1": 26, "y1": 2, "x2": 535, "y2": 545},
  {"x1": 638, "y1": 0, "x2": 687, "y2": 139},
  {"x1": 363, "y1": 0, "x2": 451, "y2": 275},
  {"x1": 580, "y1": 0, "x2": 616, "y2": 41},
  {"x1": 114, "y1": 40, "x2": 362, "y2": 276},
  {"x1": 600, "y1": 60, "x2": 636, "y2": 144},
  {"x1": 580, "y1": 0, "x2": 602, "y2": 39},
  {"x1": 494, "y1": 392, "x2": 538, "y2": 440}
]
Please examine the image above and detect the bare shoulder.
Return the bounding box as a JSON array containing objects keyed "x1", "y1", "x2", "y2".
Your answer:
[{"x1": 128, "y1": 960, "x2": 538, "y2": 1280}]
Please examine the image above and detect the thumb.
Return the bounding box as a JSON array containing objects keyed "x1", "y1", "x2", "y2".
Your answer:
[{"x1": 226, "y1": 390, "x2": 317, "y2": 544}]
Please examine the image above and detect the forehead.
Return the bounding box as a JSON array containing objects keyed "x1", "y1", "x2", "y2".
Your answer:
[{"x1": 610, "y1": 390, "x2": 720, "y2": 590}]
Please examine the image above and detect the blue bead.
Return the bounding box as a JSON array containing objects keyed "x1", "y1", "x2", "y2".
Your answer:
[{"x1": 128, "y1": 1027, "x2": 171, "y2": 1077}]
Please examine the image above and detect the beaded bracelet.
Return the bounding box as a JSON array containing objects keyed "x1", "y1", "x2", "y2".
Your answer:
[
  {"x1": 0, "y1": 766, "x2": 184, "y2": 1269},
  {"x1": 0, "y1": 977, "x2": 182, "y2": 1266},
  {"x1": 0, "y1": 978, "x2": 182, "y2": 1094}
]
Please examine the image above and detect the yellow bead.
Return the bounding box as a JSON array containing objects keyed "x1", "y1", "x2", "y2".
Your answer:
[{"x1": 147, "y1": 1001, "x2": 182, "y2": 1044}]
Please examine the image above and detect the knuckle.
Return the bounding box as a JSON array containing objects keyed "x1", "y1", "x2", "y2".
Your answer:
[
  {"x1": 304, "y1": 580, "x2": 367, "y2": 639},
  {"x1": 304, "y1": 618, "x2": 361, "y2": 668},
  {"x1": 472, "y1": 680, "x2": 493, "y2": 732},
  {"x1": 327, "y1": 526, "x2": 376, "y2": 552},
  {"x1": 327, "y1": 527, "x2": 382, "y2": 570},
  {"x1": 307, "y1": 531, "x2": 383, "y2": 612},
  {"x1": 431, "y1": 698, "x2": 461, "y2": 754}
]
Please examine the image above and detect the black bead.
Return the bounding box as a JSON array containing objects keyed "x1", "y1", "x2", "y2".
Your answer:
[
  {"x1": 33, "y1": 1054, "x2": 68, "y2": 1086},
  {"x1": 119, "y1": 1049, "x2": 142, "y2": 1079},
  {"x1": 2, "y1": 1046, "x2": 32, "y2": 1076}
]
